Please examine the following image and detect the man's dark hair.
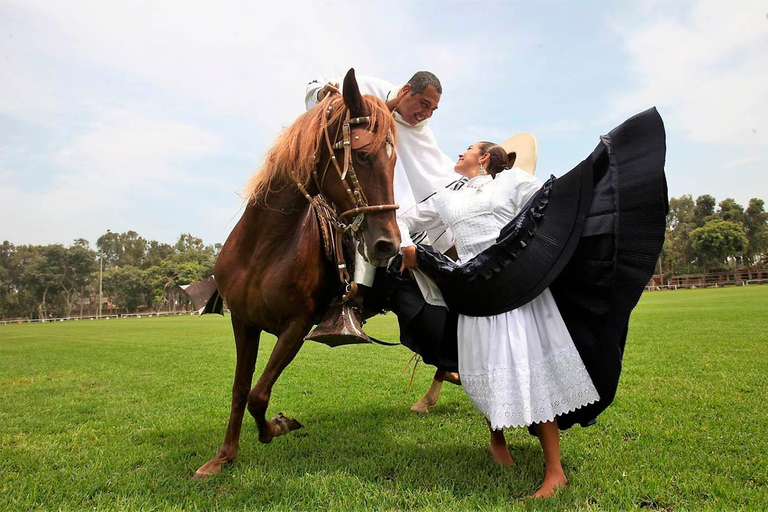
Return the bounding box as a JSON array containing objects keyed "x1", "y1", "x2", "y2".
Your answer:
[{"x1": 407, "y1": 71, "x2": 442, "y2": 95}]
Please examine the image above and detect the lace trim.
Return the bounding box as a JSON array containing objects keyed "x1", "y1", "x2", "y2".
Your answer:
[{"x1": 461, "y1": 346, "x2": 600, "y2": 430}]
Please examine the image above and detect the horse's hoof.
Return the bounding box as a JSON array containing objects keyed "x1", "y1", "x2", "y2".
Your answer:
[
  {"x1": 274, "y1": 412, "x2": 303, "y2": 433},
  {"x1": 192, "y1": 471, "x2": 210, "y2": 481},
  {"x1": 258, "y1": 413, "x2": 303, "y2": 444},
  {"x1": 193, "y1": 457, "x2": 228, "y2": 480}
]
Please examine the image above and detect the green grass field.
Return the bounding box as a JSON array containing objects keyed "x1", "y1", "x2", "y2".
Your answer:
[{"x1": 2, "y1": 286, "x2": 767, "y2": 511}]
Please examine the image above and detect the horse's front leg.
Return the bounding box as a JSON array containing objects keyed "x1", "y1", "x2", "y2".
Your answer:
[
  {"x1": 194, "y1": 316, "x2": 260, "y2": 480},
  {"x1": 248, "y1": 319, "x2": 310, "y2": 444}
]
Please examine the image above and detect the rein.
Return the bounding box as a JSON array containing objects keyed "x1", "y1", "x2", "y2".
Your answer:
[{"x1": 296, "y1": 104, "x2": 398, "y2": 301}]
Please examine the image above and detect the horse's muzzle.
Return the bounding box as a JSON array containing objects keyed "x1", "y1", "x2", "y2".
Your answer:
[{"x1": 364, "y1": 236, "x2": 399, "y2": 267}]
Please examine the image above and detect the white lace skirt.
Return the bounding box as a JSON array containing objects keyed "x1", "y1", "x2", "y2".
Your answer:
[{"x1": 458, "y1": 288, "x2": 600, "y2": 430}]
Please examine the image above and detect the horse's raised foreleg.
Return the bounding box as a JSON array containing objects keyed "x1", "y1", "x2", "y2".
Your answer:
[
  {"x1": 247, "y1": 320, "x2": 309, "y2": 444},
  {"x1": 194, "y1": 316, "x2": 260, "y2": 480}
]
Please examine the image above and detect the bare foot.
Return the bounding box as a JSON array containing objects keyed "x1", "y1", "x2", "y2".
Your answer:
[
  {"x1": 410, "y1": 395, "x2": 435, "y2": 414},
  {"x1": 442, "y1": 372, "x2": 462, "y2": 385},
  {"x1": 489, "y1": 442, "x2": 514, "y2": 466},
  {"x1": 489, "y1": 433, "x2": 514, "y2": 466},
  {"x1": 410, "y1": 379, "x2": 442, "y2": 414},
  {"x1": 529, "y1": 470, "x2": 568, "y2": 498}
]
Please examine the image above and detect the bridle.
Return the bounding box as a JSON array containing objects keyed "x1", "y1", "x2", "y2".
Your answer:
[{"x1": 295, "y1": 102, "x2": 398, "y2": 300}]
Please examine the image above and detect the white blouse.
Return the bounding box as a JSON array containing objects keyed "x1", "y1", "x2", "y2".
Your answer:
[{"x1": 397, "y1": 168, "x2": 543, "y2": 263}]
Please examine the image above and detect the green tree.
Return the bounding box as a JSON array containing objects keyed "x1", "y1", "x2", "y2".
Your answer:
[
  {"x1": 120, "y1": 231, "x2": 148, "y2": 268},
  {"x1": 96, "y1": 230, "x2": 148, "y2": 269},
  {"x1": 145, "y1": 241, "x2": 174, "y2": 268},
  {"x1": 0, "y1": 241, "x2": 14, "y2": 319},
  {"x1": 744, "y1": 198, "x2": 768, "y2": 266},
  {"x1": 693, "y1": 195, "x2": 716, "y2": 227},
  {"x1": 717, "y1": 198, "x2": 745, "y2": 224},
  {"x1": 60, "y1": 244, "x2": 98, "y2": 317},
  {"x1": 690, "y1": 219, "x2": 748, "y2": 272},
  {"x1": 102, "y1": 265, "x2": 149, "y2": 313},
  {"x1": 96, "y1": 230, "x2": 120, "y2": 268},
  {"x1": 664, "y1": 195, "x2": 697, "y2": 274},
  {"x1": 175, "y1": 233, "x2": 206, "y2": 253},
  {"x1": 1, "y1": 242, "x2": 39, "y2": 318},
  {"x1": 145, "y1": 258, "x2": 207, "y2": 312},
  {"x1": 174, "y1": 233, "x2": 218, "y2": 276},
  {"x1": 15, "y1": 245, "x2": 63, "y2": 319}
]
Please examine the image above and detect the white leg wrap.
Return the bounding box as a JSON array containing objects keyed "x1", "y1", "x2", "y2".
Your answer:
[{"x1": 353, "y1": 251, "x2": 376, "y2": 287}]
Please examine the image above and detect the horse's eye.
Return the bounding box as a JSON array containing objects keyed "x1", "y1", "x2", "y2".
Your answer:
[{"x1": 356, "y1": 151, "x2": 371, "y2": 163}]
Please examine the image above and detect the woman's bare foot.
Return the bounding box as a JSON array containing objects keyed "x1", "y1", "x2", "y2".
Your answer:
[
  {"x1": 529, "y1": 469, "x2": 568, "y2": 498},
  {"x1": 410, "y1": 378, "x2": 443, "y2": 413},
  {"x1": 442, "y1": 372, "x2": 461, "y2": 385},
  {"x1": 489, "y1": 428, "x2": 514, "y2": 466},
  {"x1": 410, "y1": 395, "x2": 435, "y2": 413},
  {"x1": 489, "y1": 441, "x2": 515, "y2": 466},
  {"x1": 530, "y1": 419, "x2": 567, "y2": 498}
]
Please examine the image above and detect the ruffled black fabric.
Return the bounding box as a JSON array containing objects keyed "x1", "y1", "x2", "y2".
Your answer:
[
  {"x1": 378, "y1": 264, "x2": 459, "y2": 372},
  {"x1": 382, "y1": 107, "x2": 668, "y2": 430}
]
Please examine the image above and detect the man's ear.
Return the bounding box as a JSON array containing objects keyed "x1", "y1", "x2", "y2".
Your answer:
[{"x1": 400, "y1": 83, "x2": 412, "y2": 96}]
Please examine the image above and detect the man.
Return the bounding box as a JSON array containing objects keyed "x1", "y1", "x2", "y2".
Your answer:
[
  {"x1": 306, "y1": 72, "x2": 457, "y2": 224},
  {"x1": 304, "y1": 71, "x2": 462, "y2": 344}
]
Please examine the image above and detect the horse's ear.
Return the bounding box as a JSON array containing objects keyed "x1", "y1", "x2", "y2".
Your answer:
[{"x1": 342, "y1": 68, "x2": 366, "y2": 117}]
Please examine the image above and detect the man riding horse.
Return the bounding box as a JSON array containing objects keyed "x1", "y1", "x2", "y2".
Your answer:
[{"x1": 305, "y1": 71, "x2": 463, "y2": 411}]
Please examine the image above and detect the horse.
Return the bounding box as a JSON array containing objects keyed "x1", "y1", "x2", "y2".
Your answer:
[{"x1": 194, "y1": 69, "x2": 400, "y2": 479}]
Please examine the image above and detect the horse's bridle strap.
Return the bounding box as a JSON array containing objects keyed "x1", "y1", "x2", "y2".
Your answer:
[
  {"x1": 339, "y1": 203, "x2": 399, "y2": 219},
  {"x1": 297, "y1": 106, "x2": 398, "y2": 301}
]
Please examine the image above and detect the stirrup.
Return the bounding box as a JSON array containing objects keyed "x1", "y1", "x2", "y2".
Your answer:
[{"x1": 305, "y1": 302, "x2": 371, "y2": 347}]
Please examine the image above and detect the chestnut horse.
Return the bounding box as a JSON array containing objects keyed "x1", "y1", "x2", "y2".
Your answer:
[{"x1": 194, "y1": 69, "x2": 400, "y2": 479}]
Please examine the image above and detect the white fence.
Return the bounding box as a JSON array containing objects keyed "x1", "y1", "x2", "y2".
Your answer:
[
  {"x1": 0, "y1": 311, "x2": 198, "y2": 325},
  {"x1": 645, "y1": 280, "x2": 765, "y2": 291}
]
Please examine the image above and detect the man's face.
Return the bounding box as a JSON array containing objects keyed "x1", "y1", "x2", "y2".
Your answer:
[{"x1": 396, "y1": 84, "x2": 441, "y2": 126}]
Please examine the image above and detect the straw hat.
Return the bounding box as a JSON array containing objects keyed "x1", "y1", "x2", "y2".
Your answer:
[{"x1": 500, "y1": 132, "x2": 537, "y2": 175}]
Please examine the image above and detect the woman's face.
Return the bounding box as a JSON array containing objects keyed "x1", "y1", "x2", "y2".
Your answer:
[{"x1": 454, "y1": 142, "x2": 488, "y2": 178}]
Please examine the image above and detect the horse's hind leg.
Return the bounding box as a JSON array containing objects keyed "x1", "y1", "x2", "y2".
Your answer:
[
  {"x1": 194, "y1": 316, "x2": 260, "y2": 479},
  {"x1": 247, "y1": 320, "x2": 309, "y2": 444}
]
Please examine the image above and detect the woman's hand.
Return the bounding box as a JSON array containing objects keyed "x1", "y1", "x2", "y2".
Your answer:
[{"x1": 399, "y1": 245, "x2": 418, "y2": 276}]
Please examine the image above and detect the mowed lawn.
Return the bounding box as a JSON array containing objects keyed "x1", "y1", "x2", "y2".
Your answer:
[{"x1": 1, "y1": 286, "x2": 767, "y2": 511}]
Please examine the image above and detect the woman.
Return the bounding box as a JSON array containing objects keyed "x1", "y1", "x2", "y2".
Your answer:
[{"x1": 397, "y1": 141, "x2": 600, "y2": 498}]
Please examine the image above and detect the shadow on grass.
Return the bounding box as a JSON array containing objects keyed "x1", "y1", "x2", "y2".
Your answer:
[{"x1": 140, "y1": 400, "x2": 583, "y2": 504}]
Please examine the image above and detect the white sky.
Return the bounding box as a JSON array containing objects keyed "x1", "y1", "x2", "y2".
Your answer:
[{"x1": 2, "y1": 0, "x2": 767, "y2": 247}]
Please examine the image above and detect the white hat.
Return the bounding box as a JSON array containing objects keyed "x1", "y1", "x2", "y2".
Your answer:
[{"x1": 500, "y1": 132, "x2": 537, "y2": 175}]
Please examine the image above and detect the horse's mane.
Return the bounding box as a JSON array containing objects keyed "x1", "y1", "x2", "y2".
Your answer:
[{"x1": 244, "y1": 94, "x2": 396, "y2": 204}]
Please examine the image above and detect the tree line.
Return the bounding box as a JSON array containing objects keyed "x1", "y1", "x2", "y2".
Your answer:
[
  {"x1": 2, "y1": 193, "x2": 767, "y2": 320},
  {"x1": 663, "y1": 195, "x2": 767, "y2": 276},
  {"x1": 0, "y1": 231, "x2": 220, "y2": 320}
]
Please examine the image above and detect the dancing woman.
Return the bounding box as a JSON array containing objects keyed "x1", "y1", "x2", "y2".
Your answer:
[{"x1": 398, "y1": 141, "x2": 600, "y2": 498}]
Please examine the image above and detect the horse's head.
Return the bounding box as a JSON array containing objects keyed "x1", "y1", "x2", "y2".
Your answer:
[{"x1": 314, "y1": 69, "x2": 401, "y2": 267}]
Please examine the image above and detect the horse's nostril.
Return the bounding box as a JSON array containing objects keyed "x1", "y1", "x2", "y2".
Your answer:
[{"x1": 374, "y1": 240, "x2": 395, "y2": 256}]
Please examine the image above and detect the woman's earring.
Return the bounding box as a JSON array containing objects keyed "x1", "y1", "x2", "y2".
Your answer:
[{"x1": 478, "y1": 165, "x2": 487, "y2": 175}]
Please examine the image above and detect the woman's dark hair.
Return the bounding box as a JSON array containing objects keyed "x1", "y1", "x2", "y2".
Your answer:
[{"x1": 477, "y1": 141, "x2": 511, "y2": 177}]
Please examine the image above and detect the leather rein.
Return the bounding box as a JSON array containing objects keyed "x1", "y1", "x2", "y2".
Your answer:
[{"x1": 296, "y1": 103, "x2": 398, "y2": 301}]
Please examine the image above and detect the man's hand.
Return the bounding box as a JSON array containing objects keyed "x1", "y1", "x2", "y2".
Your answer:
[
  {"x1": 317, "y1": 82, "x2": 340, "y2": 102},
  {"x1": 385, "y1": 84, "x2": 410, "y2": 113},
  {"x1": 399, "y1": 245, "x2": 418, "y2": 277}
]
